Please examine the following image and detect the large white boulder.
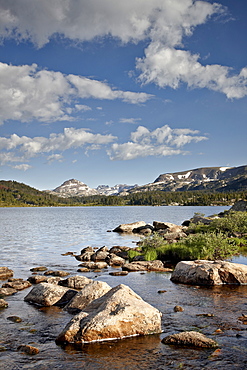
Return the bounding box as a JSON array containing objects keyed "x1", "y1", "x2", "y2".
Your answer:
[
  {"x1": 64, "y1": 280, "x2": 112, "y2": 314},
  {"x1": 113, "y1": 221, "x2": 147, "y2": 233},
  {"x1": 171, "y1": 260, "x2": 247, "y2": 285},
  {"x1": 56, "y1": 284, "x2": 162, "y2": 344}
]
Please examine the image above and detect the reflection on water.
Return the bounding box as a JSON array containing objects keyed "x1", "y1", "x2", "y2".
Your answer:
[{"x1": 1, "y1": 206, "x2": 247, "y2": 369}]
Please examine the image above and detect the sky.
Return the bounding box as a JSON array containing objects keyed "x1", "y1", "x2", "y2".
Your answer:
[{"x1": 0, "y1": 0, "x2": 246, "y2": 190}]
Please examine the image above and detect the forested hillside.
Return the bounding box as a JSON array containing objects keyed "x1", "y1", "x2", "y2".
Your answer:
[{"x1": 0, "y1": 180, "x2": 246, "y2": 207}]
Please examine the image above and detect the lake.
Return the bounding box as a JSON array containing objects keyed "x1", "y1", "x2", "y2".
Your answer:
[{"x1": 1, "y1": 206, "x2": 247, "y2": 369}]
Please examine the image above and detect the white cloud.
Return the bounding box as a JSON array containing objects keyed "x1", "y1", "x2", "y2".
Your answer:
[
  {"x1": 12, "y1": 164, "x2": 32, "y2": 171},
  {"x1": 0, "y1": 62, "x2": 152, "y2": 125},
  {"x1": 137, "y1": 45, "x2": 247, "y2": 99},
  {"x1": 108, "y1": 124, "x2": 207, "y2": 160},
  {"x1": 0, "y1": 127, "x2": 117, "y2": 165},
  {"x1": 46, "y1": 154, "x2": 63, "y2": 163},
  {"x1": 0, "y1": 1, "x2": 246, "y2": 99},
  {"x1": 119, "y1": 118, "x2": 142, "y2": 124}
]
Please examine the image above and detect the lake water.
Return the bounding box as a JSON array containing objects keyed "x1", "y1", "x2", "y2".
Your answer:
[{"x1": 1, "y1": 206, "x2": 247, "y2": 369}]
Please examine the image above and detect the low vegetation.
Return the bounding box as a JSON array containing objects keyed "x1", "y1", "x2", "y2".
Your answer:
[{"x1": 129, "y1": 211, "x2": 247, "y2": 264}]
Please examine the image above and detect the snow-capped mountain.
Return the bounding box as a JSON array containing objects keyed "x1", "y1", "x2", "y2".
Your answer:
[{"x1": 52, "y1": 179, "x2": 98, "y2": 197}]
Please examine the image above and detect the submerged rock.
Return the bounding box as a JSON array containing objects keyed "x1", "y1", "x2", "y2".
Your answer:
[
  {"x1": 171, "y1": 260, "x2": 247, "y2": 286},
  {"x1": 122, "y1": 260, "x2": 172, "y2": 272},
  {"x1": 56, "y1": 284, "x2": 162, "y2": 344},
  {"x1": 17, "y1": 344, "x2": 39, "y2": 355},
  {"x1": 162, "y1": 331, "x2": 218, "y2": 348},
  {"x1": 24, "y1": 282, "x2": 77, "y2": 307},
  {"x1": 0, "y1": 299, "x2": 8, "y2": 308}
]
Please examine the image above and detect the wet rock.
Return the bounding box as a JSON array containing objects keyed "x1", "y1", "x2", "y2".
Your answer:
[
  {"x1": 78, "y1": 262, "x2": 108, "y2": 269},
  {"x1": 56, "y1": 284, "x2": 162, "y2": 344},
  {"x1": 0, "y1": 299, "x2": 8, "y2": 308},
  {"x1": 109, "y1": 271, "x2": 129, "y2": 276},
  {"x1": 113, "y1": 221, "x2": 147, "y2": 233},
  {"x1": 122, "y1": 260, "x2": 172, "y2": 272},
  {"x1": 162, "y1": 331, "x2": 218, "y2": 348},
  {"x1": 157, "y1": 290, "x2": 166, "y2": 294},
  {"x1": 174, "y1": 305, "x2": 184, "y2": 312},
  {"x1": 171, "y1": 260, "x2": 247, "y2": 286},
  {"x1": 0, "y1": 287, "x2": 17, "y2": 296},
  {"x1": 7, "y1": 316, "x2": 22, "y2": 323},
  {"x1": 17, "y1": 344, "x2": 39, "y2": 355},
  {"x1": 109, "y1": 246, "x2": 130, "y2": 260},
  {"x1": 238, "y1": 315, "x2": 247, "y2": 324},
  {"x1": 27, "y1": 275, "x2": 62, "y2": 284},
  {"x1": 24, "y1": 282, "x2": 77, "y2": 307},
  {"x1": 91, "y1": 251, "x2": 109, "y2": 262},
  {"x1": 58, "y1": 275, "x2": 92, "y2": 290},
  {"x1": 43, "y1": 270, "x2": 70, "y2": 277},
  {"x1": 77, "y1": 268, "x2": 90, "y2": 273},
  {"x1": 2, "y1": 280, "x2": 32, "y2": 291},
  {"x1": 0, "y1": 267, "x2": 14, "y2": 280},
  {"x1": 64, "y1": 280, "x2": 111, "y2": 314},
  {"x1": 30, "y1": 266, "x2": 47, "y2": 272}
]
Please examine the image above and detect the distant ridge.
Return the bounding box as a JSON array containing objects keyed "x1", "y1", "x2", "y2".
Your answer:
[{"x1": 127, "y1": 165, "x2": 247, "y2": 193}]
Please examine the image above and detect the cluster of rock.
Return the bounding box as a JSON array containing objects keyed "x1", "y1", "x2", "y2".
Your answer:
[
  {"x1": 74, "y1": 245, "x2": 172, "y2": 273},
  {"x1": 113, "y1": 220, "x2": 187, "y2": 241},
  {"x1": 24, "y1": 277, "x2": 162, "y2": 344}
]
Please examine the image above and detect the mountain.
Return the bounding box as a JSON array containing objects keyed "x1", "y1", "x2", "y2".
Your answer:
[
  {"x1": 52, "y1": 179, "x2": 98, "y2": 197},
  {"x1": 127, "y1": 165, "x2": 247, "y2": 193},
  {"x1": 49, "y1": 179, "x2": 138, "y2": 197},
  {"x1": 96, "y1": 184, "x2": 138, "y2": 196}
]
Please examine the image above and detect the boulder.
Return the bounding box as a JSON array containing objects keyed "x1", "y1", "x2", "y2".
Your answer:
[
  {"x1": 64, "y1": 280, "x2": 111, "y2": 314},
  {"x1": 132, "y1": 225, "x2": 154, "y2": 235},
  {"x1": 162, "y1": 331, "x2": 218, "y2": 348},
  {"x1": 43, "y1": 270, "x2": 70, "y2": 277},
  {"x1": 0, "y1": 267, "x2": 14, "y2": 280},
  {"x1": 105, "y1": 254, "x2": 126, "y2": 266},
  {"x1": 24, "y1": 283, "x2": 77, "y2": 307},
  {"x1": 56, "y1": 284, "x2": 162, "y2": 344},
  {"x1": 171, "y1": 260, "x2": 247, "y2": 286},
  {"x1": 113, "y1": 221, "x2": 147, "y2": 233},
  {"x1": 58, "y1": 276, "x2": 92, "y2": 290},
  {"x1": 122, "y1": 260, "x2": 172, "y2": 272},
  {"x1": 153, "y1": 221, "x2": 181, "y2": 232}
]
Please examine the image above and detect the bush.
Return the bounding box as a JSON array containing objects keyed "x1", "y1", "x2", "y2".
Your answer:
[{"x1": 137, "y1": 231, "x2": 240, "y2": 263}]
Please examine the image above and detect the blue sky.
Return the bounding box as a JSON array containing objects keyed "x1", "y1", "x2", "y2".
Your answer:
[{"x1": 0, "y1": 0, "x2": 246, "y2": 190}]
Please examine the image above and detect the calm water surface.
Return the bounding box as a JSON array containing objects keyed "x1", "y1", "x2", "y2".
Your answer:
[{"x1": 1, "y1": 206, "x2": 247, "y2": 369}]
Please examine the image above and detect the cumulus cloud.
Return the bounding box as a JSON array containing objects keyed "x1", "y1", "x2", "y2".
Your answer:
[
  {"x1": 0, "y1": 1, "x2": 246, "y2": 99},
  {"x1": 108, "y1": 124, "x2": 207, "y2": 160},
  {"x1": 0, "y1": 62, "x2": 152, "y2": 124},
  {"x1": 137, "y1": 44, "x2": 247, "y2": 99},
  {"x1": 0, "y1": 127, "x2": 116, "y2": 166}
]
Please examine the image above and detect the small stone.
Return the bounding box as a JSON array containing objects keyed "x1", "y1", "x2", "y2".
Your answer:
[
  {"x1": 7, "y1": 316, "x2": 22, "y2": 323},
  {"x1": 30, "y1": 266, "x2": 47, "y2": 272},
  {"x1": 0, "y1": 287, "x2": 17, "y2": 296},
  {"x1": 174, "y1": 305, "x2": 184, "y2": 312},
  {"x1": 157, "y1": 290, "x2": 167, "y2": 294},
  {"x1": 17, "y1": 344, "x2": 39, "y2": 355},
  {"x1": 0, "y1": 298, "x2": 8, "y2": 308},
  {"x1": 0, "y1": 267, "x2": 14, "y2": 280},
  {"x1": 109, "y1": 271, "x2": 128, "y2": 276}
]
